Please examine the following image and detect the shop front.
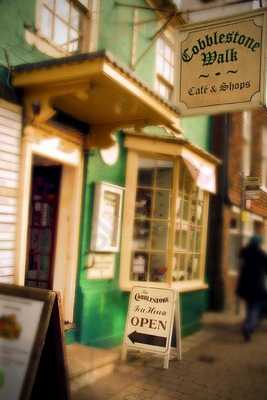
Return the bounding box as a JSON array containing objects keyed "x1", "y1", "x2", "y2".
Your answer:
[{"x1": 12, "y1": 51, "x2": 180, "y2": 329}]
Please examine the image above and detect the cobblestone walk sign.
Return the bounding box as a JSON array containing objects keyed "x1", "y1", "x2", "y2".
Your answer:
[{"x1": 122, "y1": 286, "x2": 181, "y2": 369}]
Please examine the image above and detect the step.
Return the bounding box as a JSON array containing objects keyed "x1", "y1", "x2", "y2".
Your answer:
[{"x1": 66, "y1": 343, "x2": 120, "y2": 393}]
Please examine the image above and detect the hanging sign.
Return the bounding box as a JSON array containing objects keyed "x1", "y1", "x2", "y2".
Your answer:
[
  {"x1": 122, "y1": 286, "x2": 182, "y2": 369},
  {"x1": 244, "y1": 176, "x2": 261, "y2": 199},
  {"x1": 177, "y1": 10, "x2": 266, "y2": 115},
  {"x1": 0, "y1": 284, "x2": 70, "y2": 400}
]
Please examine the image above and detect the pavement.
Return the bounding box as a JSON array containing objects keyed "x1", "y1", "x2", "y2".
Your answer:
[{"x1": 72, "y1": 311, "x2": 267, "y2": 400}]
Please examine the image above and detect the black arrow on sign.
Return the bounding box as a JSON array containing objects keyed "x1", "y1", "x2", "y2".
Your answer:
[{"x1": 128, "y1": 331, "x2": 167, "y2": 347}]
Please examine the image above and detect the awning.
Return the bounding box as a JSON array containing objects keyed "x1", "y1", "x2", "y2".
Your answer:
[
  {"x1": 12, "y1": 50, "x2": 181, "y2": 148},
  {"x1": 181, "y1": 148, "x2": 216, "y2": 194}
]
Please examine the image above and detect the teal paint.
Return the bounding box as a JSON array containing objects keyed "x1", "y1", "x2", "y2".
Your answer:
[{"x1": 181, "y1": 116, "x2": 212, "y2": 151}]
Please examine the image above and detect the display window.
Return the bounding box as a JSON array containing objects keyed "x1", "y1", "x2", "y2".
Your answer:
[{"x1": 120, "y1": 141, "x2": 212, "y2": 292}]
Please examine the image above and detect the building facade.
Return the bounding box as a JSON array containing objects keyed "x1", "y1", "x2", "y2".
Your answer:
[
  {"x1": 0, "y1": 0, "x2": 218, "y2": 347},
  {"x1": 208, "y1": 110, "x2": 267, "y2": 311}
]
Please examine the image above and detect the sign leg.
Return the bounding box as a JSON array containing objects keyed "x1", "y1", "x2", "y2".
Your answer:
[
  {"x1": 175, "y1": 297, "x2": 182, "y2": 361},
  {"x1": 163, "y1": 354, "x2": 169, "y2": 369},
  {"x1": 121, "y1": 344, "x2": 127, "y2": 362}
]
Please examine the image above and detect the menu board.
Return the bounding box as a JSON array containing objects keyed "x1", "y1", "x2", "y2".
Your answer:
[
  {"x1": 0, "y1": 284, "x2": 70, "y2": 400},
  {"x1": 0, "y1": 294, "x2": 44, "y2": 400}
]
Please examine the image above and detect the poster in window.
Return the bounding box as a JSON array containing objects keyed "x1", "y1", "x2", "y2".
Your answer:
[{"x1": 91, "y1": 182, "x2": 124, "y2": 252}]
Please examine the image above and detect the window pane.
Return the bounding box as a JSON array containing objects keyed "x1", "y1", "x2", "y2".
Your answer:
[
  {"x1": 138, "y1": 168, "x2": 154, "y2": 187},
  {"x1": 69, "y1": 29, "x2": 79, "y2": 52},
  {"x1": 55, "y1": 0, "x2": 70, "y2": 21},
  {"x1": 135, "y1": 189, "x2": 152, "y2": 218},
  {"x1": 40, "y1": 6, "x2": 52, "y2": 39},
  {"x1": 133, "y1": 220, "x2": 150, "y2": 250},
  {"x1": 70, "y1": 6, "x2": 80, "y2": 29},
  {"x1": 154, "y1": 190, "x2": 170, "y2": 219},
  {"x1": 156, "y1": 166, "x2": 172, "y2": 188},
  {"x1": 54, "y1": 17, "x2": 68, "y2": 45},
  {"x1": 150, "y1": 253, "x2": 167, "y2": 282},
  {"x1": 131, "y1": 252, "x2": 148, "y2": 281},
  {"x1": 151, "y1": 222, "x2": 168, "y2": 250}
]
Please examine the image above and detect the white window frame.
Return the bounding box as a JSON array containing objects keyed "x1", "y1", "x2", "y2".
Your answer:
[
  {"x1": 120, "y1": 142, "x2": 210, "y2": 293},
  {"x1": 26, "y1": 0, "x2": 99, "y2": 57},
  {"x1": 155, "y1": 36, "x2": 175, "y2": 101}
]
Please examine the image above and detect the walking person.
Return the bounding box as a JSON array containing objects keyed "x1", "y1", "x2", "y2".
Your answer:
[{"x1": 236, "y1": 234, "x2": 267, "y2": 342}]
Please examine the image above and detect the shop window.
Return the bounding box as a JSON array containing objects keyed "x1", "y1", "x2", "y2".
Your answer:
[
  {"x1": 121, "y1": 154, "x2": 209, "y2": 290},
  {"x1": 131, "y1": 159, "x2": 173, "y2": 283},
  {"x1": 172, "y1": 165, "x2": 206, "y2": 282},
  {"x1": 38, "y1": 0, "x2": 90, "y2": 53},
  {"x1": 155, "y1": 37, "x2": 175, "y2": 101}
]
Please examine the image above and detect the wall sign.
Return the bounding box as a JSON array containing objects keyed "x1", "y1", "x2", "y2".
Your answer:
[
  {"x1": 122, "y1": 286, "x2": 182, "y2": 369},
  {"x1": 91, "y1": 182, "x2": 124, "y2": 252},
  {"x1": 0, "y1": 284, "x2": 70, "y2": 400},
  {"x1": 178, "y1": 10, "x2": 267, "y2": 115},
  {"x1": 86, "y1": 253, "x2": 115, "y2": 279}
]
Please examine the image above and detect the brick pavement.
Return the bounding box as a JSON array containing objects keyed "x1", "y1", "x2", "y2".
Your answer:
[{"x1": 73, "y1": 313, "x2": 267, "y2": 400}]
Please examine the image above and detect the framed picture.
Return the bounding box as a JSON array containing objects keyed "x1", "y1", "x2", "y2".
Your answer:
[{"x1": 91, "y1": 182, "x2": 124, "y2": 252}]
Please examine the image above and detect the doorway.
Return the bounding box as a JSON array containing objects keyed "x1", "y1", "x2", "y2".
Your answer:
[{"x1": 25, "y1": 160, "x2": 62, "y2": 289}]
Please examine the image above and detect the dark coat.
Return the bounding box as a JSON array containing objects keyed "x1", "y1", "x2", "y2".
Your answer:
[{"x1": 236, "y1": 244, "x2": 267, "y2": 303}]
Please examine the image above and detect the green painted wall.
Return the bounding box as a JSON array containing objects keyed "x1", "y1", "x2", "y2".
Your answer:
[
  {"x1": 74, "y1": 133, "x2": 209, "y2": 347},
  {"x1": 181, "y1": 116, "x2": 211, "y2": 151},
  {"x1": 0, "y1": 0, "x2": 49, "y2": 67},
  {"x1": 0, "y1": 0, "x2": 210, "y2": 346},
  {"x1": 73, "y1": 0, "x2": 211, "y2": 347},
  {"x1": 75, "y1": 134, "x2": 129, "y2": 347},
  {"x1": 98, "y1": 0, "x2": 157, "y2": 86}
]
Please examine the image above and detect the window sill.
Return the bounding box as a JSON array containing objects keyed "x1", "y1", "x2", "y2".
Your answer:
[
  {"x1": 25, "y1": 29, "x2": 69, "y2": 58},
  {"x1": 120, "y1": 280, "x2": 208, "y2": 293}
]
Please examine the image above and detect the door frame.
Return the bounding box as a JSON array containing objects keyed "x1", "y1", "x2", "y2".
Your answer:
[{"x1": 16, "y1": 124, "x2": 84, "y2": 322}]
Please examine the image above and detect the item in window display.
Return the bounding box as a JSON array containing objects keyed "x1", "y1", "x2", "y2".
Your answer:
[
  {"x1": 135, "y1": 190, "x2": 152, "y2": 218},
  {"x1": 132, "y1": 254, "x2": 146, "y2": 274}
]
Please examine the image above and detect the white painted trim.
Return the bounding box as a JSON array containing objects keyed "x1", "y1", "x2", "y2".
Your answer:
[{"x1": 16, "y1": 125, "x2": 83, "y2": 322}]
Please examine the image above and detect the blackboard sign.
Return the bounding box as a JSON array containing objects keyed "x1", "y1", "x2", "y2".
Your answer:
[{"x1": 0, "y1": 283, "x2": 70, "y2": 400}]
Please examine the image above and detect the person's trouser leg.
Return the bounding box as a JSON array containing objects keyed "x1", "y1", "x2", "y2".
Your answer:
[{"x1": 243, "y1": 301, "x2": 261, "y2": 340}]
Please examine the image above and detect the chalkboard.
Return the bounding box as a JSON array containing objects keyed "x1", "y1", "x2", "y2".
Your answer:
[{"x1": 0, "y1": 283, "x2": 70, "y2": 400}]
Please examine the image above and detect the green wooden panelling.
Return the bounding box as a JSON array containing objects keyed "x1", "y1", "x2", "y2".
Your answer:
[
  {"x1": 180, "y1": 290, "x2": 209, "y2": 337},
  {"x1": 181, "y1": 116, "x2": 212, "y2": 151}
]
